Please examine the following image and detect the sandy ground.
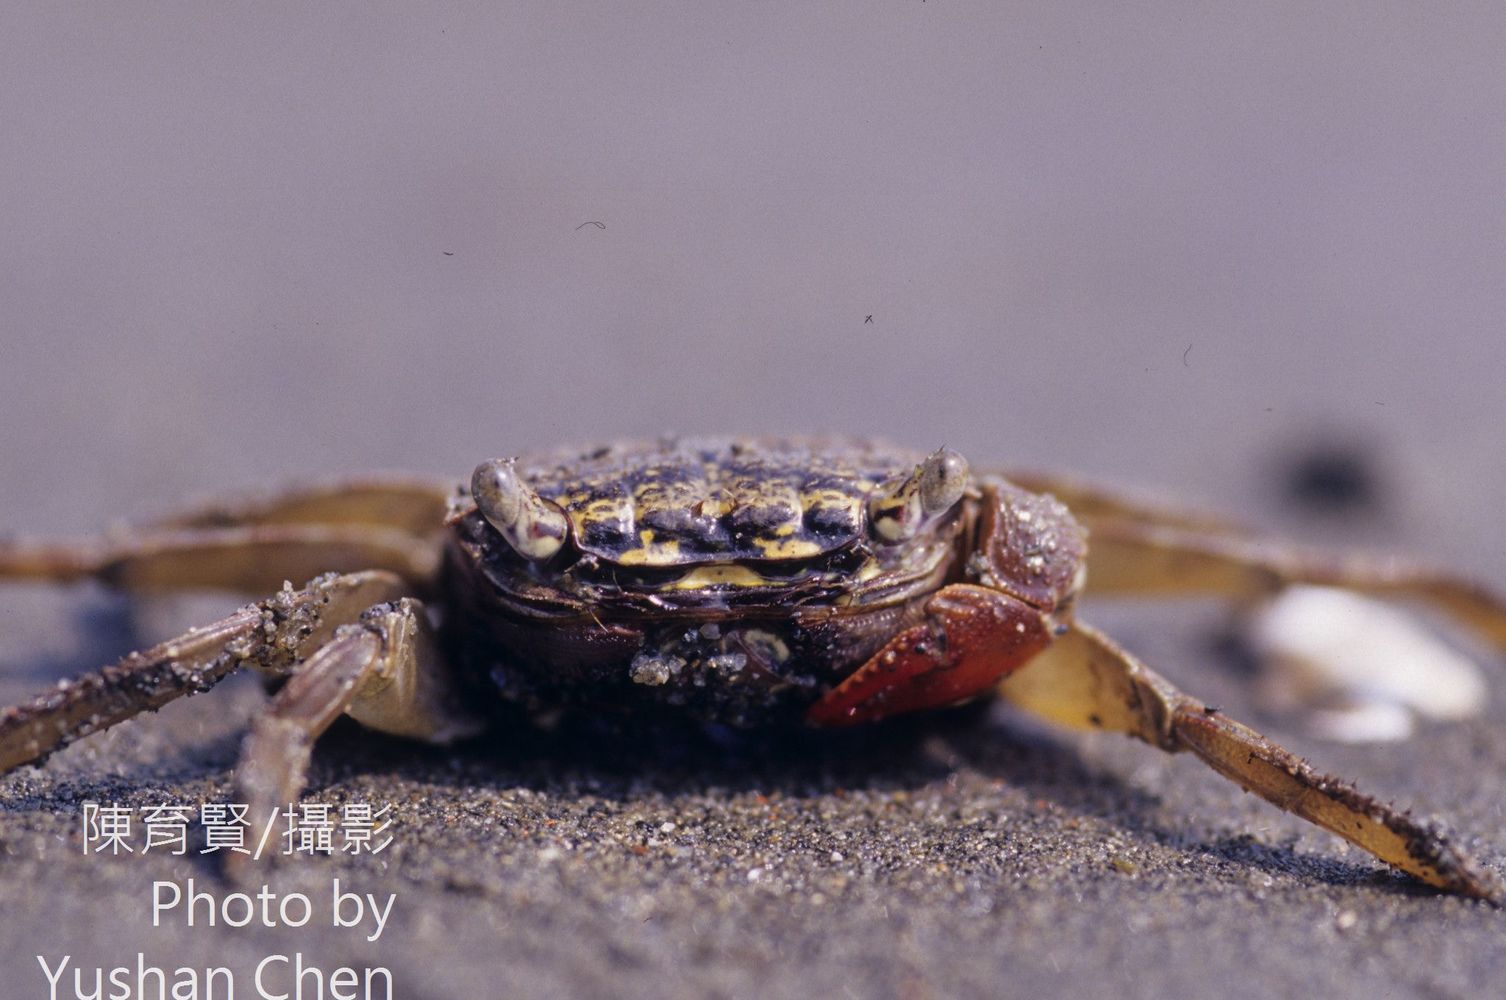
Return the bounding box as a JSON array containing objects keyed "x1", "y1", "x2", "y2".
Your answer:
[
  {"x1": 3, "y1": 596, "x2": 1504, "y2": 1000},
  {"x1": 3, "y1": 6, "x2": 1505, "y2": 999}
]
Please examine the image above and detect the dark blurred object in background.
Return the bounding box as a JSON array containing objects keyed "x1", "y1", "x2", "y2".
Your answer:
[{"x1": 1279, "y1": 438, "x2": 1385, "y2": 517}]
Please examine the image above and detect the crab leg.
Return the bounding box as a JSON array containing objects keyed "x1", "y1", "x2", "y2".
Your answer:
[
  {"x1": 0, "y1": 476, "x2": 453, "y2": 594},
  {"x1": 998, "y1": 620, "x2": 1505, "y2": 903},
  {"x1": 233, "y1": 597, "x2": 482, "y2": 872},
  {"x1": 1081, "y1": 520, "x2": 1506, "y2": 652},
  {"x1": 0, "y1": 523, "x2": 439, "y2": 593},
  {"x1": 0, "y1": 607, "x2": 259, "y2": 773},
  {"x1": 0, "y1": 572, "x2": 410, "y2": 773},
  {"x1": 146, "y1": 477, "x2": 452, "y2": 537},
  {"x1": 996, "y1": 469, "x2": 1505, "y2": 641},
  {"x1": 999, "y1": 471, "x2": 1249, "y2": 537}
]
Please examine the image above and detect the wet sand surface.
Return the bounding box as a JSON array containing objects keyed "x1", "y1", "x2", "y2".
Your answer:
[{"x1": 2, "y1": 597, "x2": 1503, "y2": 999}]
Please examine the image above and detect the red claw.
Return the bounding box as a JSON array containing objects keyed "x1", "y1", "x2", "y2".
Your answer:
[{"x1": 806, "y1": 584, "x2": 1052, "y2": 727}]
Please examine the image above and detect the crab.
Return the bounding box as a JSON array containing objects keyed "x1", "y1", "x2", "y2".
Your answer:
[{"x1": 1, "y1": 437, "x2": 1503, "y2": 900}]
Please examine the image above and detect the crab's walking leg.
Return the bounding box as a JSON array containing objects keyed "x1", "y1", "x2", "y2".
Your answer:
[
  {"x1": 0, "y1": 608, "x2": 258, "y2": 772},
  {"x1": 1000, "y1": 471, "x2": 1248, "y2": 537},
  {"x1": 1082, "y1": 521, "x2": 1506, "y2": 652},
  {"x1": 146, "y1": 477, "x2": 453, "y2": 538},
  {"x1": 1000, "y1": 471, "x2": 1506, "y2": 648},
  {"x1": 0, "y1": 477, "x2": 453, "y2": 594},
  {"x1": 998, "y1": 621, "x2": 1505, "y2": 903},
  {"x1": 233, "y1": 598, "x2": 482, "y2": 871},
  {"x1": 0, "y1": 572, "x2": 409, "y2": 773},
  {"x1": 0, "y1": 524, "x2": 439, "y2": 593}
]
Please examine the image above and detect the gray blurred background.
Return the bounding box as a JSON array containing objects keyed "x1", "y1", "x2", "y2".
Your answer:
[{"x1": 2, "y1": 5, "x2": 1504, "y2": 999}]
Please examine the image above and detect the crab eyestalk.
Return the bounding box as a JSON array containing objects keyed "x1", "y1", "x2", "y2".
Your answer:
[
  {"x1": 471, "y1": 459, "x2": 570, "y2": 561},
  {"x1": 868, "y1": 448, "x2": 969, "y2": 543}
]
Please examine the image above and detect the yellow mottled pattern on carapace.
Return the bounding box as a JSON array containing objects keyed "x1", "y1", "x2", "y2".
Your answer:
[{"x1": 523, "y1": 437, "x2": 921, "y2": 570}]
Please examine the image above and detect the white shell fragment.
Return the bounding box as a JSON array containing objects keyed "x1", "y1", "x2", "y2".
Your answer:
[{"x1": 1248, "y1": 584, "x2": 1488, "y2": 743}]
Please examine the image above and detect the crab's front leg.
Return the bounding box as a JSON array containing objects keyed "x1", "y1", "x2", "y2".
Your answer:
[
  {"x1": 0, "y1": 568, "x2": 482, "y2": 772},
  {"x1": 231, "y1": 596, "x2": 484, "y2": 875},
  {"x1": 998, "y1": 621, "x2": 1504, "y2": 902},
  {"x1": 0, "y1": 566, "x2": 485, "y2": 877},
  {"x1": 0, "y1": 571, "x2": 410, "y2": 771}
]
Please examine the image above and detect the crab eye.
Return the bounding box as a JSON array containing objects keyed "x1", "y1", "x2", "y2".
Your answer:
[
  {"x1": 869, "y1": 448, "x2": 970, "y2": 543},
  {"x1": 471, "y1": 458, "x2": 570, "y2": 561}
]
